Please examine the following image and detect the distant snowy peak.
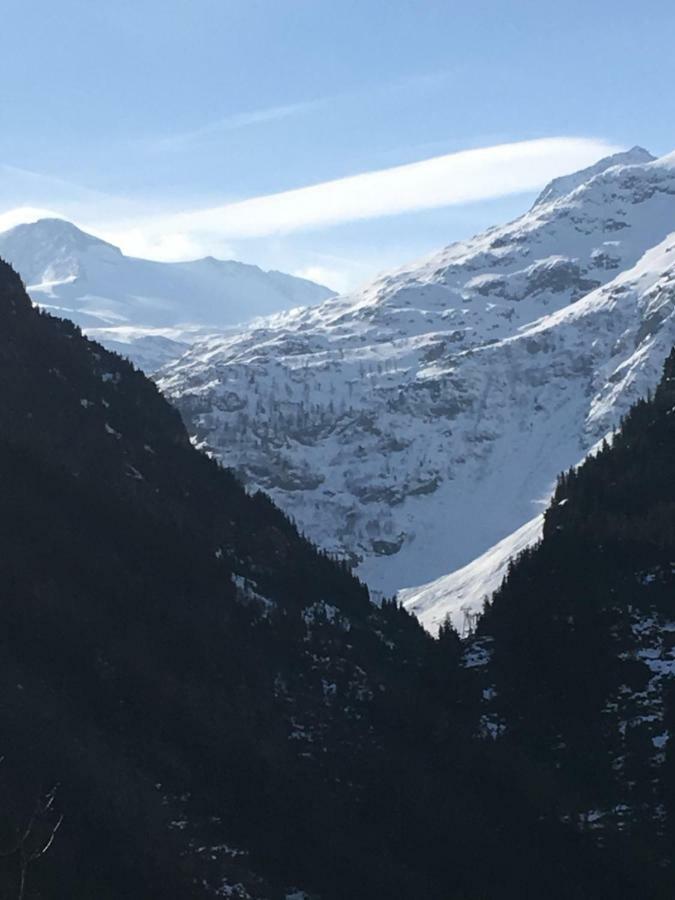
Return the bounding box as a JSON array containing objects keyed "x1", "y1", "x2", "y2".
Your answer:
[
  {"x1": 0, "y1": 218, "x2": 119, "y2": 288},
  {"x1": 0, "y1": 218, "x2": 335, "y2": 370},
  {"x1": 532, "y1": 145, "x2": 655, "y2": 207},
  {"x1": 5, "y1": 216, "x2": 118, "y2": 254}
]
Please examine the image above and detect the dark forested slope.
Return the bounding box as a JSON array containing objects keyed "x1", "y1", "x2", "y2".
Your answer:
[
  {"x1": 0, "y1": 259, "x2": 656, "y2": 899},
  {"x1": 475, "y1": 348, "x2": 675, "y2": 884}
]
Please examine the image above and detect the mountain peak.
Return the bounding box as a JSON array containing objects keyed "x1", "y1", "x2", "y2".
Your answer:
[
  {"x1": 0, "y1": 219, "x2": 336, "y2": 341},
  {"x1": 532, "y1": 145, "x2": 656, "y2": 208},
  {"x1": 4, "y1": 217, "x2": 118, "y2": 251}
]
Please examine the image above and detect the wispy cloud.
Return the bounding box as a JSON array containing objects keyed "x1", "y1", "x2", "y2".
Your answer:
[
  {"x1": 140, "y1": 100, "x2": 320, "y2": 153},
  {"x1": 133, "y1": 69, "x2": 455, "y2": 156},
  {"x1": 104, "y1": 136, "x2": 620, "y2": 251}
]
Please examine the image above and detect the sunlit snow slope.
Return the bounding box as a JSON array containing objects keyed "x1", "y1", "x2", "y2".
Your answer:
[
  {"x1": 399, "y1": 515, "x2": 544, "y2": 634},
  {"x1": 159, "y1": 146, "x2": 675, "y2": 604}
]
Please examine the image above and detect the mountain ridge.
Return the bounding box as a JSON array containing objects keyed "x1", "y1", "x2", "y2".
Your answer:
[{"x1": 532, "y1": 144, "x2": 655, "y2": 206}]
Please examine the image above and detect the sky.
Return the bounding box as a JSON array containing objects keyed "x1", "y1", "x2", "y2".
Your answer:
[{"x1": 1, "y1": 0, "x2": 674, "y2": 293}]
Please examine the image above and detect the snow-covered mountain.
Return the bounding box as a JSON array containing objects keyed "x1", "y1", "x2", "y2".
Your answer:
[
  {"x1": 0, "y1": 218, "x2": 335, "y2": 369},
  {"x1": 158, "y1": 146, "x2": 675, "y2": 612}
]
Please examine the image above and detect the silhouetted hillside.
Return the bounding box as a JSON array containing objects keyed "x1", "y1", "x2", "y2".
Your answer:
[
  {"x1": 0, "y1": 259, "x2": 657, "y2": 898},
  {"x1": 476, "y1": 348, "x2": 675, "y2": 888}
]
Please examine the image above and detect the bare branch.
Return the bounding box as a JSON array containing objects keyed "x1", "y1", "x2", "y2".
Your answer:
[{"x1": 1, "y1": 782, "x2": 63, "y2": 899}]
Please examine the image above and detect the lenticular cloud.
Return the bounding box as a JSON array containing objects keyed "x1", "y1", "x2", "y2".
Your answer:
[{"x1": 168, "y1": 136, "x2": 620, "y2": 238}]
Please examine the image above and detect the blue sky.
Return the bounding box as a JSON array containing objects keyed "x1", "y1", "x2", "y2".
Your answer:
[{"x1": 1, "y1": 0, "x2": 674, "y2": 291}]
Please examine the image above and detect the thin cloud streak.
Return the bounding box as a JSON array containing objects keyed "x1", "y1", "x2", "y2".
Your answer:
[
  {"x1": 134, "y1": 69, "x2": 455, "y2": 155},
  {"x1": 140, "y1": 100, "x2": 321, "y2": 153},
  {"x1": 122, "y1": 137, "x2": 620, "y2": 245}
]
